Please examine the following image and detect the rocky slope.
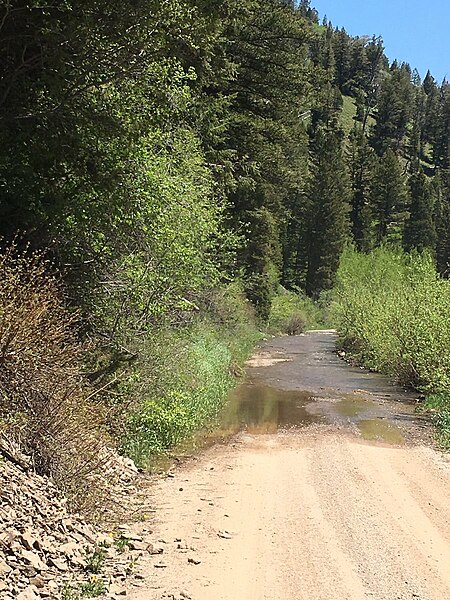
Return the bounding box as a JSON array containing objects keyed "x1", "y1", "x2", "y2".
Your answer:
[{"x1": 0, "y1": 446, "x2": 162, "y2": 599}]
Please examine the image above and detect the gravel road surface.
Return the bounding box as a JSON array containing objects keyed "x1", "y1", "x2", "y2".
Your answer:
[{"x1": 127, "y1": 332, "x2": 450, "y2": 600}]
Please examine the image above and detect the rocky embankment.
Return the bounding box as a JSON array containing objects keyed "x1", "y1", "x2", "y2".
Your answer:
[{"x1": 0, "y1": 448, "x2": 162, "y2": 599}]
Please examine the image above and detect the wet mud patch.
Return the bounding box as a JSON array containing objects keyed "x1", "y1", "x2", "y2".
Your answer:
[
  {"x1": 245, "y1": 350, "x2": 292, "y2": 368},
  {"x1": 216, "y1": 384, "x2": 427, "y2": 447},
  {"x1": 357, "y1": 419, "x2": 405, "y2": 444},
  {"x1": 335, "y1": 394, "x2": 374, "y2": 417},
  {"x1": 185, "y1": 332, "x2": 433, "y2": 457},
  {"x1": 219, "y1": 384, "x2": 322, "y2": 434}
]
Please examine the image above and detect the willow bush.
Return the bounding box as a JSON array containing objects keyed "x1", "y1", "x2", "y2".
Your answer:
[
  {"x1": 332, "y1": 247, "x2": 450, "y2": 393},
  {"x1": 332, "y1": 246, "x2": 450, "y2": 445}
]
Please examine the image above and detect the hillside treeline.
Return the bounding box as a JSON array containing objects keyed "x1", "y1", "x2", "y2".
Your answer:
[
  {"x1": 1, "y1": 0, "x2": 449, "y2": 492},
  {"x1": 2, "y1": 1, "x2": 449, "y2": 312}
]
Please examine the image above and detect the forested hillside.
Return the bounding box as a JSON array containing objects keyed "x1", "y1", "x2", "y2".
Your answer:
[
  {"x1": 1, "y1": 0, "x2": 450, "y2": 501},
  {"x1": 2, "y1": 0, "x2": 449, "y2": 312}
]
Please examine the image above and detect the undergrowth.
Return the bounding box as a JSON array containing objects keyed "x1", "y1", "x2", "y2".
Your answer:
[
  {"x1": 332, "y1": 246, "x2": 450, "y2": 446},
  {"x1": 268, "y1": 287, "x2": 329, "y2": 335},
  {"x1": 422, "y1": 393, "x2": 450, "y2": 450},
  {"x1": 119, "y1": 283, "x2": 261, "y2": 468},
  {"x1": 0, "y1": 242, "x2": 112, "y2": 514},
  {"x1": 0, "y1": 240, "x2": 262, "y2": 506}
]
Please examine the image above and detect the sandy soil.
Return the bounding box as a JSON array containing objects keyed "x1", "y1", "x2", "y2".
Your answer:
[
  {"x1": 125, "y1": 333, "x2": 450, "y2": 600},
  {"x1": 126, "y1": 428, "x2": 450, "y2": 600}
]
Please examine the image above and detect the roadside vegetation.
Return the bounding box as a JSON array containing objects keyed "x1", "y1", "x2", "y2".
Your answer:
[
  {"x1": 120, "y1": 287, "x2": 261, "y2": 468},
  {"x1": 1, "y1": 0, "x2": 450, "y2": 518},
  {"x1": 0, "y1": 245, "x2": 261, "y2": 506},
  {"x1": 268, "y1": 288, "x2": 329, "y2": 335},
  {"x1": 332, "y1": 247, "x2": 450, "y2": 446}
]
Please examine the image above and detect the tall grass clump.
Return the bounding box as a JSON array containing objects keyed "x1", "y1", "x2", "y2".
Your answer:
[
  {"x1": 332, "y1": 246, "x2": 450, "y2": 444},
  {"x1": 0, "y1": 242, "x2": 112, "y2": 513}
]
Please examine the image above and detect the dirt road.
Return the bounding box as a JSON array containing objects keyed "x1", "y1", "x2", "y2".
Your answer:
[{"x1": 127, "y1": 332, "x2": 450, "y2": 600}]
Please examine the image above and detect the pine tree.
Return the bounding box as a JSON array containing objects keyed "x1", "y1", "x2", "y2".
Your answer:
[
  {"x1": 347, "y1": 125, "x2": 375, "y2": 250},
  {"x1": 409, "y1": 84, "x2": 426, "y2": 163},
  {"x1": 298, "y1": 0, "x2": 318, "y2": 23},
  {"x1": 421, "y1": 71, "x2": 439, "y2": 160},
  {"x1": 332, "y1": 28, "x2": 352, "y2": 93},
  {"x1": 372, "y1": 63, "x2": 414, "y2": 154},
  {"x1": 358, "y1": 36, "x2": 387, "y2": 134},
  {"x1": 403, "y1": 169, "x2": 436, "y2": 252},
  {"x1": 434, "y1": 82, "x2": 450, "y2": 169},
  {"x1": 305, "y1": 125, "x2": 350, "y2": 297},
  {"x1": 434, "y1": 172, "x2": 450, "y2": 275},
  {"x1": 220, "y1": 0, "x2": 312, "y2": 316},
  {"x1": 371, "y1": 149, "x2": 407, "y2": 244}
]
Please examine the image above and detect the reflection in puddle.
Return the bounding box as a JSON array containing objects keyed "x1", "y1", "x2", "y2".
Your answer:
[
  {"x1": 335, "y1": 395, "x2": 373, "y2": 417},
  {"x1": 220, "y1": 384, "x2": 321, "y2": 434},
  {"x1": 357, "y1": 419, "x2": 404, "y2": 444},
  {"x1": 215, "y1": 384, "x2": 407, "y2": 445}
]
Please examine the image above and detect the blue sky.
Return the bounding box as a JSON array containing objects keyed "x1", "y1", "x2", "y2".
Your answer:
[{"x1": 311, "y1": 1, "x2": 449, "y2": 83}]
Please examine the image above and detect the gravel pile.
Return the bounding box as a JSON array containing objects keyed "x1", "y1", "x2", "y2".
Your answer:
[{"x1": 0, "y1": 447, "x2": 159, "y2": 599}]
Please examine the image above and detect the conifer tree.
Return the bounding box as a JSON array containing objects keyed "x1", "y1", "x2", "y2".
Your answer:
[
  {"x1": 434, "y1": 82, "x2": 450, "y2": 169},
  {"x1": 347, "y1": 125, "x2": 375, "y2": 250},
  {"x1": 220, "y1": 0, "x2": 312, "y2": 316},
  {"x1": 298, "y1": 0, "x2": 319, "y2": 23},
  {"x1": 403, "y1": 169, "x2": 436, "y2": 252},
  {"x1": 409, "y1": 84, "x2": 426, "y2": 163},
  {"x1": 305, "y1": 125, "x2": 350, "y2": 297},
  {"x1": 371, "y1": 149, "x2": 407, "y2": 244},
  {"x1": 371, "y1": 63, "x2": 414, "y2": 154},
  {"x1": 421, "y1": 71, "x2": 440, "y2": 159},
  {"x1": 332, "y1": 28, "x2": 352, "y2": 93},
  {"x1": 434, "y1": 172, "x2": 450, "y2": 275},
  {"x1": 357, "y1": 36, "x2": 386, "y2": 134}
]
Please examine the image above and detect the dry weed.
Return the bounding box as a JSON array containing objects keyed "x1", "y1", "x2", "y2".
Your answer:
[{"x1": 0, "y1": 241, "x2": 117, "y2": 515}]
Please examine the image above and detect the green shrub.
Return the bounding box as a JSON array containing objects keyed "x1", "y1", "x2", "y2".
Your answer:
[
  {"x1": 268, "y1": 288, "x2": 326, "y2": 335},
  {"x1": 120, "y1": 283, "x2": 261, "y2": 467},
  {"x1": 62, "y1": 578, "x2": 107, "y2": 599},
  {"x1": 332, "y1": 246, "x2": 450, "y2": 392},
  {"x1": 422, "y1": 394, "x2": 450, "y2": 449},
  {"x1": 332, "y1": 246, "x2": 450, "y2": 446}
]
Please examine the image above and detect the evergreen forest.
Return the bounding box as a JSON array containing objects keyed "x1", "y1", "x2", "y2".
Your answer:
[{"x1": 1, "y1": 0, "x2": 450, "y2": 505}]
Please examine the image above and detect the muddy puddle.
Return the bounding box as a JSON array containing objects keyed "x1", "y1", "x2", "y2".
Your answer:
[
  {"x1": 357, "y1": 419, "x2": 404, "y2": 444},
  {"x1": 219, "y1": 384, "x2": 321, "y2": 434},
  {"x1": 216, "y1": 383, "x2": 408, "y2": 444},
  {"x1": 206, "y1": 331, "x2": 433, "y2": 446},
  {"x1": 166, "y1": 333, "x2": 428, "y2": 467}
]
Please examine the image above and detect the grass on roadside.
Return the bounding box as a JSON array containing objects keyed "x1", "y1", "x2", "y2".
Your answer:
[
  {"x1": 119, "y1": 283, "x2": 261, "y2": 468},
  {"x1": 422, "y1": 393, "x2": 450, "y2": 450}
]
